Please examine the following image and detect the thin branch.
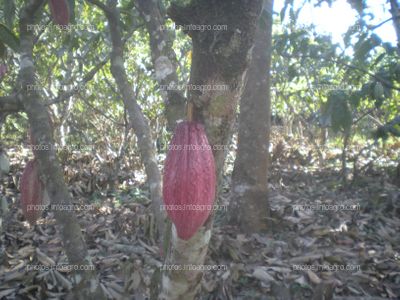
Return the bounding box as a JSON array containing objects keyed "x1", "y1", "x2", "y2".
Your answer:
[
  {"x1": 353, "y1": 108, "x2": 375, "y2": 125},
  {"x1": 368, "y1": 17, "x2": 395, "y2": 30}
]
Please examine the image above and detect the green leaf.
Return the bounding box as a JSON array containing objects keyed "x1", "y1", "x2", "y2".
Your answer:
[
  {"x1": 327, "y1": 91, "x2": 352, "y2": 133},
  {"x1": 287, "y1": 64, "x2": 297, "y2": 81},
  {"x1": 371, "y1": 52, "x2": 385, "y2": 68},
  {"x1": 370, "y1": 33, "x2": 382, "y2": 46},
  {"x1": 0, "y1": 23, "x2": 19, "y2": 53},
  {"x1": 349, "y1": 91, "x2": 361, "y2": 108},
  {"x1": 373, "y1": 82, "x2": 384, "y2": 100},
  {"x1": 360, "y1": 82, "x2": 372, "y2": 99},
  {"x1": 299, "y1": 38, "x2": 309, "y2": 54},
  {"x1": 392, "y1": 124, "x2": 400, "y2": 136},
  {"x1": 3, "y1": 0, "x2": 16, "y2": 28},
  {"x1": 382, "y1": 42, "x2": 396, "y2": 55},
  {"x1": 354, "y1": 34, "x2": 381, "y2": 62},
  {"x1": 347, "y1": 0, "x2": 365, "y2": 14},
  {"x1": 376, "y1": 116, "x2": 400, "y2": 139},
  {"x1": 391, "y1": 64, "x2": 400, "y2": 82}
]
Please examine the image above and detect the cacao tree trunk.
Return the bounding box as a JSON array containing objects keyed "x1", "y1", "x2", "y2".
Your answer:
[
  {"x1": 18, "y1": 1, "x2": 105, "y2": 299},
  {"x1": 136, "y1": 0, "x2": 186, "y2": 131},
  {"x1": 160, "y1": 1, "x2": 262, "y2": 298},
  {"x1": 229, "y1": 0, "x2": 274, "y2": 233},
  {"x1": 87, "y1": 0, "x2": 165, "y2": 241}
]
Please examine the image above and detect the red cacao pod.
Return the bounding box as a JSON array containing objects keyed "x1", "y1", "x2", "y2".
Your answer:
[
  {"x1": 163, "y1": 121, "x2": 216, "y2": 240},
  {"x1": 20, "y1": 160, "x2": 44, "y2": 225},
  {"x1": 49, "y1": 0, "x2": 70, "y2": 26}
]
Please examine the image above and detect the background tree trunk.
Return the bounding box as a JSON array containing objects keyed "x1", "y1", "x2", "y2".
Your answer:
[
  {"x1": 160, "y1": 1, "x2": 262, "y2": 298},
  {"x1": 229, "y1": 0, "x2": 274, "y2": 233}
]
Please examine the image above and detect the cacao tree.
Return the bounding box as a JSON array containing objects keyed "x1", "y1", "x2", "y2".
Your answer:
[
  {"x1": 159, "y1": 0, "x2": 263, "y2": 297},
  {"x1": 0, "y1": 0, "x2": 397, "y2": 298},
  {"x1": 16, "y1": 0, "x2": 105, "y2": 298}
]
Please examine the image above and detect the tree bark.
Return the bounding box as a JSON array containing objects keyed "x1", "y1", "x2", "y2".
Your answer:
[
  {"x1": 229, "y1": 0, "x2": 274, "y2": 233},
  {"x1": 87, "y1": 0, "x2": 165, "y2": 241},
  {"x1": 160, "y1": 1, "x2": 262, "y2": 298},
  {"x1": 136, "y1": 0, "x2": 186, "y2": 131},
  {"x1": 18, "y1": 1, "x2": 104, "y2": 299}
]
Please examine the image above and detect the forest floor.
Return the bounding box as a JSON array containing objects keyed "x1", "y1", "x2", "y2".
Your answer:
[{"x1": 0, "y1": 134, "x2": 399, "y2": 299}]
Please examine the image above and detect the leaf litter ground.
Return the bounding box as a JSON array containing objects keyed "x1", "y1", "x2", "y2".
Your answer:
[{"x1": 0, "y1": 137, "x2": 399, "y2": 299}]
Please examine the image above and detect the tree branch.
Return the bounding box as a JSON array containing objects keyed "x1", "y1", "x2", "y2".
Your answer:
[
  {"x1": 368, "y1": 17, "x2": 395, "y2": 30},
  {"x1": 136, "y1": 0, "x2": 186, "y2": 130}
]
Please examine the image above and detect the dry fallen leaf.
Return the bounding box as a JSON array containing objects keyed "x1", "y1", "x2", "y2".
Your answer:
[{"x1": 251, "y1": 267, "x2": 275, "y2": 283}]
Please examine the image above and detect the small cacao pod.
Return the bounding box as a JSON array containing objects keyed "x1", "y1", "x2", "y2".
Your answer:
[
  {"x1": 20, "y1": 160, "x2": 44, "y2": 225},
  {"x1": 49, "y1": 0, "x2": 70, "y2": 26},
  {"x1": 163, "y1": 121, "x2": 216, "y2": 240}
]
